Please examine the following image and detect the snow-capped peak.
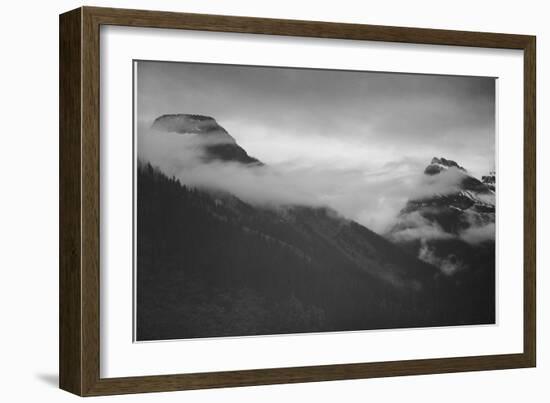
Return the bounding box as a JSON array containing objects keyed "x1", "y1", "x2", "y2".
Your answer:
[{"x1": 424, "y1": 157, "x2": 467, "y2": 175}]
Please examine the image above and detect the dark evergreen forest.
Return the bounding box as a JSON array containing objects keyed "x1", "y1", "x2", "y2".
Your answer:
[{"x1": 136, "y1": 163, "x2": 495, "y2": 341}]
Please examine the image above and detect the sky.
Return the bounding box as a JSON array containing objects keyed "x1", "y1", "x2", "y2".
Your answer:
[{"x1": 136, "y1": 60, "x2": 496, "y2": 232}]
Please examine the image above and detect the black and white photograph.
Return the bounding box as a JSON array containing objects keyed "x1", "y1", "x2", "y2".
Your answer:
[{"x1": 134, "y1": 61, "x2": 496, "y2": 342}]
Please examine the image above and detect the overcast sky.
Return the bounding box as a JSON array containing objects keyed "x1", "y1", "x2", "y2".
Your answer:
[
  {"x1": 136, "y1": 60, "x2": 495, "y2": 232},
  {"x1": 137, "y1": 60, "x2": 495, "y2": 177}
]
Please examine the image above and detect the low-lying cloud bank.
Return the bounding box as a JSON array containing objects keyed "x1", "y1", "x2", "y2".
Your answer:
[
  {"x1": 388, "y1": 211, "x2": 455, "y2": 243},
  {"x1": 418, "y1": 241, "x2": 465, "y2": 276},
  {"x1": 138, "y1": 123, "x2": 491, "y2": 238},
  {"x1": 459, "y1": 223, "x2": 495, "y2": 244}
]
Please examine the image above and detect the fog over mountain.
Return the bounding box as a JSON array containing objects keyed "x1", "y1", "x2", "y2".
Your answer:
[
  {"x1": 135, "y1": 114, "x2": 496, "y2": 340},
  {"x1": 135, "y1": 62, "x2": 497, "y2": 340},
  {"x1": 138, "y1": 118, "x2": 492, "y2": 234},
  {"x1": 388, "y1": 157, "x2": 495, "y2": 275}
]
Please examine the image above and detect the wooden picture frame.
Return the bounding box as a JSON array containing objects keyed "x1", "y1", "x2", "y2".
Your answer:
[{"x1": 59, "y1": 6, "x2": 536, "y2": 396}]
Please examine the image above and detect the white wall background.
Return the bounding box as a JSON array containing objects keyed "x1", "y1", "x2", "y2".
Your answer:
[{"x1": 0, "y1": 0, "x2": 546, "y2": 401}]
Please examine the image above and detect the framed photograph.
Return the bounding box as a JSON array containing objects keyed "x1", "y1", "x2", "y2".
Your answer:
[{"x1": 59, "y1": 6, "x2": 536, "y2": 396}]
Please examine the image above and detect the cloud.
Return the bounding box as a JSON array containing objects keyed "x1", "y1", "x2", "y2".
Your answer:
[
  {"x1": 418, "y1": 241, "x2": 464, "y2": 276},
  {"x1": 388, "y1": 211, "x2": 454, "y2": 243},
  {"x1": 384, "y1": 166, "x2": 495, "y2": 275},
  {"x1": 414, "y1": 221, "x2": 495, "y2": 275},
  {"x1": 407, "y1": 167, "x2": 468, "y2": 200},
  {"x1": 459, "y1": 223, "x2": 495, "y2": 244},
  {"x1": 137, "y1": 123, "x2": 454, "y2": 233}
]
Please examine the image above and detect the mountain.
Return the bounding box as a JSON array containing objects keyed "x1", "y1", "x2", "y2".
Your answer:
[
  {"x1": 389, "y1": 157, "x2": 495, "y2": 241},
  {"x1": 152, "y1": 114, "x2": 262, "y2": 165},
  {"x1": 424, "y1": 156, "x2": 467, "y2": 175},
  {"x1": 482, "y1": 171, "x2": 496, "y2": 191},
  {"x1": 386, "y1": 157, "x2": 496, "y2": 323},
  {"x1": 137, "y1": 122, "x2": 496, "y2": 340},
  {"x1": 395, "y1": 157, "x2": 495, "y2": 240}
]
